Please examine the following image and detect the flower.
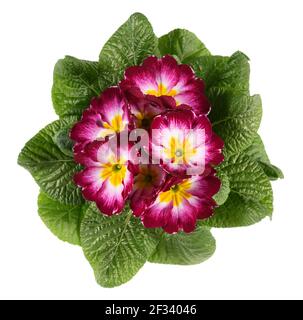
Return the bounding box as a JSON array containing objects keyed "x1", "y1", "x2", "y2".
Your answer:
[
  {"x1": 74, "y1": 140, "x2": 133, "y2": 215},
  {"x1": 71, "y1": 54, "x2": 224, "y2": 233},
  {"x1": 70, "y1": 87, "x2": 131, "y2": 153},
  {"x1": 129, "y1": 164, "x2": 167, "y2": 216},
  {"x1": 142, "y1": 173, "x2": 221, "y2": 234},
  {"x1": 151, "y1": 109, "x2": 224, "y2": 176},
  {"x1": 127, "y1": 94, "x2": 175, "y2": 130},
  {"x1": 120, "y1": 55, "x2": 210, "y2": 115}
]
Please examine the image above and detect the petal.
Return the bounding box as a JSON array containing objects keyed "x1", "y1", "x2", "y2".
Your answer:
[
  {"x1": 88, "y1": 140, "x2": 118, "y2": 165},
  {"x1": 141, "y1": 56, "x2": 160, "y2": 74},
  {"x1": 74, "y1": 167, "x2": 101, "y2": 186},
  {"x1": 82, "y1": 182, "x2": 102, "y2": 201},
  {"x1": 151, "y1": 109, "x2": 195, "y2": 132},
  {"x1": 175, "y1": 64, "x2": 195, "y2": 87},
  {"x1": 130, "y1": 164, "x2": 166, "y2": 216},
  {"x1": 164, "y1": 200, "x2": 197, "y2": 234},
  {"x1": 70, "y1": 109, "x2": 104, "y2": 143},
  {"x1": 161, "y1": 163, "x2": 189, "y2": 176},
  {"x1": 187, "y1": 175, "x2": 221, "y2": 200},
  {"x1": 71, "y1": 87, "x2": 131, "y2": 152},
  {"x1": 73, "y1": 142, "x2": 86, "y2": 154},
  {"x1": 205, "y1": 134, "x2": 225, "y2": 166},
  {"x1": 174, "y1": 89, "x2": 210, "y2": 115},
  {"x1": 92, "y1": 87, "x2": 131, "y2": 134},
  {"x1": 122, "y1": 168, "x2": 134, "y2": 198},
  {"x1": 123, "y1": 63, "x2": 158, "y2": 94},
  {"x1": 74, "y1": 167, "x2": 103, "y2": 201},
  {"x1": 129, "y1": 95, "x2": 168, "y2": 129},
  {"x1": 158, "y1": 55, "x2": 180, "y2": 92},
  {"x1": 197, "y1": 199, "x2": 217, "y2": 219},
  {"x1": 142, "y1": 201, "x2": 172, "y2": 228},
  {"x1": 130, "y1": 187, "x2": 153, "y2": 217},
  {"x1": 192, "y1": 114, "x2": 213, "y2": 143},
  {"x1": 95, "y1": 179, "x2": 125, "y2": 215}
]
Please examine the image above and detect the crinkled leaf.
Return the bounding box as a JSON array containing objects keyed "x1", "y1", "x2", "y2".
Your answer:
[
  {"x1": 191, "y1": 52, "x2": 256, "y2": 156},
  {"x1": 158, "y1": 29, "x2": 210, "y2": 63},
  {"x1": 212, "y1": 94, "x2": 262, "y2": 157},
  {"x1": 149, "y1": 226, "x2": 215, "y2": 265},
  {"x1": 53, "y1": 125, "x2": 74, "y2": 157},
  {"x1": 213, "y1": 173, "x2": 230, "y2": 206},
  {"x1": 259, "y1": 162, "x2": 284, "y2": 181},
  {"x1": 205, "y1": 153, "x2": 273, "y2": 227},
  {"x1": 244, "y1": 134, "x2": 284, "y2": 180},
  {"x1": 99, "y1": 13, "x2": 158, "y2": 84},
  {"x1": 18, "y1": 118, "x2": 84, "y2": 205},
  {"x1": 80, "y1": 204, "x2": 160, "y2": 288},
  {"x1": 190, "y1": 51, "x2": 250, "y2": 98},
  {"x1": 52, "y1": 56, "x2": 107, "y2": 117},
  {"x1": 244, "y1": 134, "x2": 271, "y2": 162},
  {"x1": 38, "y1": 192, "x2": 86, "y2": 245}
]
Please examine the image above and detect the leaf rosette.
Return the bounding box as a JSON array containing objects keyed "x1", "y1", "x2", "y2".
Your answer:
[{"x1": 18, "y1": 12, "x2": 283, "y2": 288}]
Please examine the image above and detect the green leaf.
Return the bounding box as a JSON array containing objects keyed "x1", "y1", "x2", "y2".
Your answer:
[
  {"x1": 80, "y1": 204, "x2": 160, "y2": 288},
  {"x1": 149, "y1": 226, "x2": 216, "y2": 265},
  {"x1": 38, "y1": 192, "x2": 86, "y2": 245},
  {"x1": 204, "y1": 153, "x2": 273, "y2": 227},
  {"x1": 244, "y1": 134, "x2": 284, "y2": 180},
  {"x1": 244, "y1": 134, "x2": 271, "y2": 162},
  {"x1": 213, "y1": 173, "x2": 230, "y2": 206},
  {"x1": 99, "y1": 13, "x2": 158, "y2": 84},
  {"x1": 212, "y1": 94, "x2": 262, "y2": 157},
  {"x1": 52, "y1": 56, "x2": 107, "y2": 117},
  {"x1": 158, "y1": 29, "x2": 210, "y2": 63},
  {"x1": 53, "y1": 125, "x2": 74, "y2": 157},
  {"x1": 190, "y1": 51, "x2": 250, "y2": 98},
  {"x1": 18, "y1": 118, "x2": 84, "y2": 205},
  {"x1": 259, "y1": 162, "x2": 284, "y2": 181},
  {"x1": 190, "y1": 52, "x2": 255, "y2": 157}
]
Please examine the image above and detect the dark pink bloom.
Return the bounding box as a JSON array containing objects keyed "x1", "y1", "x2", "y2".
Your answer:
[
  {"x1": 151, "y1": 109, "x2": 224, "y2": 176},
  {"x1": 70, "y1": 87, "x2": 132, "y2": 153},
  {"x1": 120, "y1": 55, "x2": 210, "y2": 115},
  {"x1": 74, "y1": 140, "x2": 133, "y2": 215},
  {"x1": 71, "y1": 55, "x2": 224, "y2": 232},
  {"x1": 142, "y1": 173, "x2": 221, "y2": 234},
  {"x1": 128, "y1": 94, "x2": 175, "y2": 130}
]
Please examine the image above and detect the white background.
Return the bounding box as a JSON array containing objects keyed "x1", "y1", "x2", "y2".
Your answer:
[{"x1": 0, "y1": 0, "x2": 302, "y2": 300}]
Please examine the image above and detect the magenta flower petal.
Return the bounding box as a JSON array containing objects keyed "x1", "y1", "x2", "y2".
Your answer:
[
  {"x1": 70, "y1": 87, "x2": 132, "y2": 153},
  {"x1": 142, "y1": 174, "x2": 221, "y2": 234},
  {"x1": 150, "y1": 109, "x2": 224, "y2": 176},
  {"x1": 120, "y1": 55, "x2": 210, "y2": 115},
  {"x1": 74, "y1": 140, "x2": 134, "y2": 215},
  {"x1": 131, "y1": 95, "x2": 168, "y2": 130},
  {"x1": 95, "y1": 173, "x2": 132, "y2": 215},
  {"x1": 74, "y1": 167, "x2": 103, "y2": 201},
  {"x1": 71, "y1": 54, "x2": 224, "y2": 232}
]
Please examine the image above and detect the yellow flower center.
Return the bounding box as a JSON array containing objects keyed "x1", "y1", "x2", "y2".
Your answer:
[
  {"x1": 164, "y1": 136, "x2": 197, "y2": 164},
  {"x1": 103, "y1": 114, "x2": 125, "y2": 132},
  {"x1": 100, "y1": 162, "x2": 126, "y2": 187},
  {"x1": 146, "y1": 83, "x2": 178, "y2": 98},
  {"x1": 159, "y1": 180, "x2": 192, "y2": 207}
]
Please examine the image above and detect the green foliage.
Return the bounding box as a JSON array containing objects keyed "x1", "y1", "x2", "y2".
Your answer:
[
  {"x1": 158, "y1": 29, "x2": 210, "y2": 63},
  {"x1": 38, "y1": 192, "x2": 86, "y2": 245},
  {"x1": 18, "y1": 118, "x2": 83, "y2": 205},
  {"x1": 18, "y1": 13, "x2": 283, "y2": 288},
  {"x1": 99, "y1": 13, "x2": 158, "y2": 84},
  {"x1": 80, "y1": 204, "x2": 159, "y2": 288},
  {"x1": 149, "y1": 226, "x2": 215, "y2": 265}
]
